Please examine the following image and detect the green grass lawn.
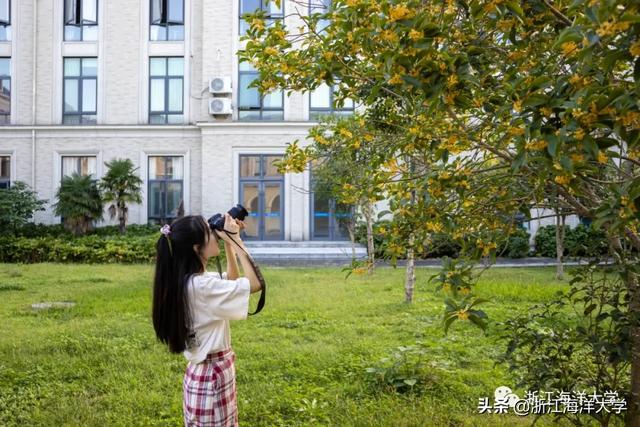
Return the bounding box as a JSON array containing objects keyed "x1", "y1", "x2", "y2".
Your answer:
[{"x1": 0, "y1": 263, "x2": 607, "y2": 426}]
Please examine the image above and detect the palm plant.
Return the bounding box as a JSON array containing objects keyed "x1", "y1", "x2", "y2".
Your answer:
[
  {"x1": 100, "y1": 158, "x2": 143, "y2": 234},
  {"x1": 53, "y1": 173, "x2": 103, "y2": 236}
]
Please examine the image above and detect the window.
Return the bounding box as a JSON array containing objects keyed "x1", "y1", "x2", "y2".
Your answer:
[
  {"x1": 64, "y1": 0, "x2": 98, "y2": 41},
  {"x1": 149, "y1": 57, "x2": 183, "y2": 124},
  {"x1": 148, "y1": 156, "x2": 183, "y2": 222},
  {"x1": 308, "y1": 0, "x2": 331, "y2": 33},
  {"x1": 62, "y1": 156, "x2": 97, "y2": 179},
  {"x1": 238, "y1": 61, "x2": 283, "y2": 121},
  {"x1": 309, "y1": 82, "x2": 354, "y2": 120},
  {"x1": 0, "y1": 0, "x2": 10, "y2": 42},
  {"x1": 579, "y1": 215, "x2": 592, "y2": 227},
  {"x1": 150, "y1": 0, "x2": 184, "y2": 41},
  {"x1": 0, "y1": 155, "x2": 9, "y2": 189},
  {"x1": 0, "y1": 58, "x2": 9, "y2": 124},
  {"x1": 239, "y1": 0, "x2": 283, "y2": 35},
  {"x1": 63, "y1": 58, "x2": 97, "y2": 124}
]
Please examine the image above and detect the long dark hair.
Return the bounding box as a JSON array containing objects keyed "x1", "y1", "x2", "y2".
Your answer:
[{"x1": 152, "y1": 215, "x2": 211, "y2": 353}]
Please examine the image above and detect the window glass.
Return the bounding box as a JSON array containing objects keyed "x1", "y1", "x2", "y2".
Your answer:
[
  {"x1": 81, "y1": 58, "x2": 97, "y2": 77},
  {"x1": 150, "y1": 79, "x2": 165, "y2": 111},
  {"x1": 167, "y1": 0, "x2": 183, "y2": 22},
  {"x1": 82, "y1": 0, "x2": 97, "y2": 23},
  {"x1": 310, "y1": 83, "x2": 331, "y2": 109},
  {"x1": 64, "y1": 80, "x2": 79, "y2": 112},
  {"x1": 82, "y1": 79, "x2": 97, "y2": 111},
  {"x1": 167, "y1": 58, "x2": 183, "y2": 76},
  {"x1": 0, "y1": 0, "x2": 9, "y2": 23},
  {"x1": 64, "y1": 58, "x2": 81, "y2": 77},
  {"x1": 150, "y1": 58, "x2": 166, "y2": 76},
  {"x1": 0, "y1": 58, "x2": 9, "y2": 76},
  {"x1": 0, "y1": 156, "x2": 9, "y2": 178},
  {"x1": 168, "y1": 79, "x2": 182, "y2": 111},
  {"x1": 83, "y1": 25, "x2": 98, "y2": 41},
  {"x1": 239, "y1": 74, "x2": 260, "y2": 107}
]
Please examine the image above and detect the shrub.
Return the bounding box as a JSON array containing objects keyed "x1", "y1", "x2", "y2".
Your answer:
[
  {"x1": 53, "y1": 173, "x2": 103, "y2": 236},
  {"x1": 565, "y1": 224, "x2": 608, "y2": 257},
  {"x1": 502, "y1": 228, "x2": 531, "y2": 258},
  {"x1": 0, "y1": 182, "x2": 47, "y2": 235},
  {"x1": 0, "y1": 232, "x2": 226, "y2": 264},
  {"x1": 423, "y1": 233, "x2": 461, "y2": 258},
  {"x1": 534, "y1": 225, "x2": 569, "y2": 257},
  {"x1": 535, "y1": 224, "x2": 609, "y2": 257}
]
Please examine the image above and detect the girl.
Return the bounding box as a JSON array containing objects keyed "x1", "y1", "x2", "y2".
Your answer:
[{"x1": 152, "y1": 214, "x2": 262, "y2": 427}]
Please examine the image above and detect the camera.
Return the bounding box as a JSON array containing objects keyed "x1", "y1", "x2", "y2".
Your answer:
[{"x1": 208, "y1": 204, "x2": 249, "y2": 232}]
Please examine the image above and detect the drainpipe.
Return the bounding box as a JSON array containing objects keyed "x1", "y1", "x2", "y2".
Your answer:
[{"x1": 31, "y1": 0, "x2": 37, "y2": 191}]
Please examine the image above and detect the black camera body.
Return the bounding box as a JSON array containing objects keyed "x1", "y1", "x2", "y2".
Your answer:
[{"x1": 208, "y1": 204, "x2": 249, "y2": 232}]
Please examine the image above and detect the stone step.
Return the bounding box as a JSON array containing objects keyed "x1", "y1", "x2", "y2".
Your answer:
[{"x1": 243, "y1": 240, "x2": 367, "y2": 262}]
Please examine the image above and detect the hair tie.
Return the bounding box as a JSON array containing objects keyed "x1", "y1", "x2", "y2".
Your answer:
[{"x1": 160, "y1": 225, "x2": 173, "y2": 256}]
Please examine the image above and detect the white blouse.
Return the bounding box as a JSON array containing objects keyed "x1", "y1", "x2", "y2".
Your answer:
[{"x1": 183, "y1": 271, "x2": 251, "y2": 364}]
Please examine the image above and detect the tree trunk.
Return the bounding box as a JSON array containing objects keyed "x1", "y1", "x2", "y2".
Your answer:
[
  {"x1": 405, "y1": 233, "x2": 415, "y2": 303},
  {"x1": 118, "y1": 202, "x2": 126, "y2": 235},
  {"x1": 627, "y1": 270, "x2": 640, "y2": 427},
  {"x1": 364, "y1": 202, "x2": 375, "y2": 274},
  {"x1": 555, "y1": 213, "x2": 565, "y2": 280}
]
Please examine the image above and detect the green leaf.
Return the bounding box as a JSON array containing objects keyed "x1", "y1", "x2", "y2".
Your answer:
[
  {"x1": 546, "y1": 136, "x2": 560, "y2": 158},
  {"x1": 553, "y1": 28, "x2": 582, "y2": 49},
  {"x1": 404, "y1": 379, "x2": 417, "y2": 386},
  {"x1": 505, "y1": 1, "x2": 524, "y2": 21}
]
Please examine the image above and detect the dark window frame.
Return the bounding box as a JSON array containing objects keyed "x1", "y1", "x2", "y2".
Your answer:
[
  {"x1": 239, "y1": 0, "x2": 284, "y2": 35},
  {"x1": 309, "y1": 82, "x2": 354, "y2": 121},
  {"x1": 148, "y1": 57, "x2": 184, "y2": 124},
  {"x1": 0, "y1": 155, "x2": 10, "y2": 189},
  {"x1": 63, "y1": 57, "x2": 97, "y2": 125},
  {"x1": 0, "y1": 57, "x2": 10, "y2": 124},
  {"x1": 150, "y1": 0, "x2": 185, "y2": 41},
  {"x1": 238, "y1": 64, "x2": 284, "y2": 121},
  {"x1": 64, "y1": 0, "x2": 98, "y2": 41},
  {"x1": 148, "y1": 156, "x2": 184, "y2": 223}
]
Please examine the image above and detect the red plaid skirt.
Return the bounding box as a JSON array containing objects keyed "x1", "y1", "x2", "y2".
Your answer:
[{"x1": 183, "y1": 348, "x2": 238, "y2": 427}]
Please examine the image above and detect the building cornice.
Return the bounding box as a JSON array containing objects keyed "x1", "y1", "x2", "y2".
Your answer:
[{"x1": 196, "y1": 121, "x2": 316, "y2": 135}]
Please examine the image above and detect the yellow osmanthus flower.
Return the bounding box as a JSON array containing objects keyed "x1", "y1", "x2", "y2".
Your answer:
[
  {"x1": 525, "y1": 139, "x2": 547, "y2": 151},
  {"x1": 597, "y1": 151, "x2": 608, "y2": 164},
  {"x1": 251, "y1": 18, "x2": 265, "y2": 31},
  {"x1": 323, "y1": 51, "x2": 335, "y2": 60},
  {"x1": 409, "y1": 29, "x2": 422, "y2": 40},
  {"x1": 380, "y1": 30, "x2": 399, "y2": 43},
  {"x1": 409, "y1": 126, "x2": 420, "y2": 135},
  {"x1": 389, "y1": 73, "x2": 403, "y2": 85},
  {"x1": 443, "y1": 283, "x2": 451, "y2": 292},
  {"x1": 574, "y1": 128, "x2": 585, "y2": 140},
  {"x1": 513, "y1": 99, "x2": 522, "y2": 112},
  {"x1": 540, "y1": 107, "x2": 552, "y2": 117},
  {"x1": 561, "y1": 42, "x2": 578, "y2": 57},
  {"x1": 570, "y1": 153, "x2": 585, "y2": 163},
  {"x1": 339, "y1": 128, "x2": 353, "y2": 139},
  {"x1": 460, "y1": 287, "x2": 471, "y2": 296},
  {"x1": 508, "y1": 126, "x2": 525, "y2": 136},
  {"x1": 620, "y1": 111, "x2": 640, "y2": 127},
  {"x1": 364, "y1": 133, "x2": 374, "y2": 142},
  {"x1": 569, "y1": 74, "x2": 583, "y2": 86},
  {"x1": 631, "y1": 41, "x2": 640, "y2": 57},
  {"x1": 462, "y1": 200, "x2": 474, "y2": 209},
  {"x1": 346, "y1": 0, "x2": 359, "y2": 6},
  {"x1": 389, "y1": 4, "x2": 415, "y2": 22},
  {"x1": 264, "y1": 46, "x2": 278, "y2": 56},
  {"x1": 554, "y1": 175, "x2": 571, "y2": 185},
  {"x1": 447, "y1": 74, "x2": 458, "y2": 88}
]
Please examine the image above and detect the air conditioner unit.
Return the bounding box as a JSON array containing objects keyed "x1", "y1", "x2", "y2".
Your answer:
[
  {"x1": 209, "y1": 98, "x2": 233, "y2": 115},
  {"x1": 209, "y1": 77, "x2": 232, "y2": 94}
]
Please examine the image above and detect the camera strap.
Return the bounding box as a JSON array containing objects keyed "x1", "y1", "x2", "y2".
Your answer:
[{"x1": 214, "y1": 231, "x2": 266, "y2": 316}]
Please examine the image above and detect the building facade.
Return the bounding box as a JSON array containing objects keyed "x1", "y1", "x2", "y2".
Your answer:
[
  {"x1": 0, "y1": 0, "x2": 361, "y2": 241},
  {"x1": 0, "y1": 0, "x2": 585, "y2": 245}
]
